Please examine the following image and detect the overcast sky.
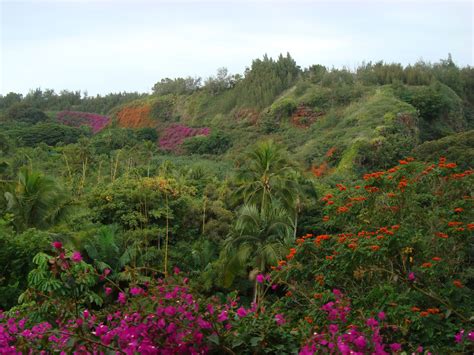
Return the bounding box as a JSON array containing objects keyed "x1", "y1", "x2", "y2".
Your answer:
[{"x1": 1, "y1": 0, "x2": 472, "y2": 96}]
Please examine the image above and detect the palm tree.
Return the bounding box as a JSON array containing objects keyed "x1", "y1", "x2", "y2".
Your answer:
[
  {"x1": 223, "y1": 203, "x2": 292, "y2": 303},
  {"x1": 235, "y1": 140, "x2": 300, "y2": 213},
  {"x1": 4, "y1": 168, "x2": 73, "y2": 231}
]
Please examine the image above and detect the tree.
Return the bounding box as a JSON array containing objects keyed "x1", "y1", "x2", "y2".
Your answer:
[
  {"x1": 0, "y1": 92, "x2": 23, "y2": 110},
  {"x1": 6, "y1": 102, "x2": 48, "y2": 125},
  {"x1": 204, "y1": 67, "x2": 233, "y2": 95},
  {"x1": 4, "y1": 168, "x2": 73, "y2": 231},
  {"x1": 234, "y1": 140, "x2": 300, "y2": 213},
  {"x1": 152, "y1": 77, "x2": 201, "y2": 96},
  {"x1": 223, "y1": 203, "x2": 292, "y2": 303}
]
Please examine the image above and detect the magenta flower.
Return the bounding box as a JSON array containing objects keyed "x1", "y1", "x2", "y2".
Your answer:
[
  {"x1": 104, "y1": 287, "x2": 112, "y2": 296},
  {"x1": 275, "y1": 313, "x2": 286, "y2": 326},
  {"x1": 378, "y1": 311, "x2": 386, "y2": 321},
  {"x1": 118, "y1": 292, "x2": 127, "y2": 305},
  {"x1": 390, "y1": 343, "x2": 402, "y2": 352},
  {"x1": 51, "y1": 241, "x2": 63, "y2": 249},
  {"x1": 217, "y1": 311, "x2": 228, "y2": 322},
  {"x1": 408, "y1": 272, "x2": 415, "y2": 281},
  {"x1": 130, "y1": 287, "x2": 144, "y2": 296},
  {"x1": 256, "y1": 274, "x2": 265, "y2": 283},
  {"x1": 71, "y1": 251, "x2": 82, "y2": 263},
  {"x1": 206, "y1": 304, "x2": 214, "y2": 315},
  {"x1": 366, "y1": 318, "x2": 378, "y2": 328},
  {"x1": 468, "y1": 331, "x2": 474, "y2": 342},
  {"x1": 82, "y1": 310, "x2": 90, "y2": 319},
  {"x1": 329, "y1": 324, "x2": 338, "y2": 335},
  {"x1": 354, "y1": 336, "x2": 367, "y2": 349},
  {"x1": 173, "y1": 266, "x2": 180, "y2": 275},
  {"x1": 236, "y1": 307, "x2": 248, "y2": 318},
  {"x1": 454, "y1": 330, "x2": 464, "y2": 343}
]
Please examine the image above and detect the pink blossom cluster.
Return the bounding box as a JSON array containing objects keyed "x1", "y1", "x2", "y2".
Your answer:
[
  {"x1": 57, "y1": 110, "x2": 110, "y2": 134},
  {"x1": 300, "y1": 289, "x2": 409, "y2": 355},
  {"x1": 159, "y1": 124, "x2": 210, "y2": 152}
]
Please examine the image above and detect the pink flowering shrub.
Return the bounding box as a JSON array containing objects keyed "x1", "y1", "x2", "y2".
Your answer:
[
  {"x1": 57, "y1": 111, "x2": 110, "y2": 133},
  {"x1": 159, "y1": 124, "x2": 210, "y2": 152},
  {"x1": 1, "y1": 239, "x2": 472, "y2": 353}
]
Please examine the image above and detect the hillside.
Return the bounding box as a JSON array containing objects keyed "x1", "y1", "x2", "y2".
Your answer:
[{"x1": 0, "y1": 55, "x2": 473, "y2": 353}]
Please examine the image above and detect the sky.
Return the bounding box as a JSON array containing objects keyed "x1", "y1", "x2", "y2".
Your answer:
[{"x1": 0, "y1": 0, "x2": 473, "y2": 96}]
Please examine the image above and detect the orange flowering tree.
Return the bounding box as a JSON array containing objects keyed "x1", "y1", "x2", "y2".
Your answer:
[{"x1": 265, "y1": 157, "x2": 473, "y2": 352}]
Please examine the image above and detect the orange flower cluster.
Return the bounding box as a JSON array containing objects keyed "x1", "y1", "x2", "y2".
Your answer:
[
  {"x1": 349, "y1": 196, "x2": 367, "y2": 202},
  {"x1": 336, "y1": 184, "x2": 347, "y2": 191},
  {"x1": 453, "y1": 280, "x2": 463, "y2": 288},
  {"x1": 411, "y1": 306, "x2": 440, "y2": 317},
  {"x1": 311, "y1": 162, "x2": 328, "y2": 177},
  {"x1": 450, "y1": 169, "x2": 473, "y2": 179},
  {"x1": 364, "y1": 186, "x2": 380, "y2": 193},
  {"x1": 286, "y1": 248, "x2": 297, "y2": 260},
  {"x1": 315, "y1": 274, "x2": 325, "y2": 286},
  {"x1": 370, "y1": 245, "x2": 380, "y2": 251},
  {"x1": 314, "y1": 234, "x2": 331, "y2": 246},
  {"x1": 363, "y1": 171, "x2": 385, "y2": 180},
  {"x1": 435, "y1": 232, "x2": 449, "y2": 239},
  {"x1": 398, "y1": 177, "x2": 408, "y2": 191},
  {"x1": 438, "y1": 157, "x2": 457, "y2": 169},
  {"x1": 116, "y1": 105, "x2": 154, "y2": 128},
  {"x1": 337, "y1": 206, "x2": 349, "y2": 213}
]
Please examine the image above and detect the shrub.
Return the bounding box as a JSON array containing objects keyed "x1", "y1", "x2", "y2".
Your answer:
[
  {"x1": 150, "y1": 96, "x2": 175, "y2": 121},
  {"x1": 182, "y1": 131, "x2": 231, "y2": 155},
  {"x1": 6, "y1": 103, "x2": 48, "y2": 125},
  {"x1": 136, "y1": 127, "x2": 158, "y2": 142},
  {"x1": 57, "y1": 111, "x2": 110, "y2": 133},
  {"x1": 159, "y1": 124, "x2": 210, "y2": 153},
  {"x1": 9, "y1": 122, "x2": 89, "y2": 146}
]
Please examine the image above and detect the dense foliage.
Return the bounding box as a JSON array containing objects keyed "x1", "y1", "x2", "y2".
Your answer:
[{"x1": 0, "y1": 54, "x2": 473, "y2": 353}]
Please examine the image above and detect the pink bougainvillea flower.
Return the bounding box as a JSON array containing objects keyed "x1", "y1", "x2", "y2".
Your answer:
[
  {"x1": 454, "y1": 330, "x2": 464, "y2": 343},
  {"x1": 256, "y1": 274, "x2": 265, "y2": 283},
  {"x1": 51, "y1": 241, "x2": 63, "y2": 249},
  {"x1": 217, "y1": 311, "x2": 228, "y2": 322},
  {"x1": 236, "y1": 307, "x2": 248, "y2": 318},
  {"x1": 71, "y1": 251, "x2": 82, "y2": 263},
  {"x1": 275, "y1": 313, "x2": 285, "y2": 326},
  {"x1": 117, "y1": 292, "x2": 127, "y2": 305},
  {"x1": 408, "y1": 272, "x2": 415, "y2": 281},
  {"x1": 390, "y1": 343, "x2": 402, "y2": 352},
  {"x1": 130, "y1": 287, "x2": 144, "y2": 296}
]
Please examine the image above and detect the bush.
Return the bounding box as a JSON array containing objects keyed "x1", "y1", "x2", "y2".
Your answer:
[
  {"x1": 6, "y1": 103, "x2": 48, "y2": 125},
  {"x1": 182, "y1": 131, "x2": 231, "y2": 155},
  {"x1": 159, "y1": 124, "x2": 210, "y2": 153},
  {"x1": 56, "y1": 111, "x2": 110, "y2": 133},
  {"x1": 150, "y1": 96, "x2": 175, "y2": 121},
  {"x1": 136, "y1": 127, "x2": 158, "y2": 142},
  {"x1": 9, "y1": 122, "x2": 89, "y2": 146}
]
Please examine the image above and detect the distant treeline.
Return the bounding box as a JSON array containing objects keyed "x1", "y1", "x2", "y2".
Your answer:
[{"x1": 1, "y1": 53, "x2": 472, "y2": 115}]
